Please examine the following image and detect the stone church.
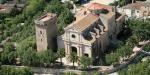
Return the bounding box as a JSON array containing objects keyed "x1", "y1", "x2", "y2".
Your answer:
[
  {"x1": 57, "y1": 3, "x2": 125, "y2": 65},
  {"x1": 35, "y1": 3, "x2": 125, "y2": 65}
]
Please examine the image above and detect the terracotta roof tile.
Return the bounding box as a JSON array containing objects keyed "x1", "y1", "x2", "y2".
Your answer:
[
  {"x1": 73, "y1": 13, "x2": 99, "y2": 32},
  {"x1": 123, "y1": 2, "x2": 144, "y2": 10},
  {"x1": 86, "y1": 3, "x2": 113, "y2": 12}
]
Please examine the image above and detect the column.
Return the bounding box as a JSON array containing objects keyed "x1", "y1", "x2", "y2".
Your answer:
[{"x1": 79, "y1": 45, "x2": 82, "y2": 57}]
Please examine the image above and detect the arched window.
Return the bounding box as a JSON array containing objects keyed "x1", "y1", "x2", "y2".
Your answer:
[{"x1": 40, "y1": 31, "x2": 42, "y2": 34}]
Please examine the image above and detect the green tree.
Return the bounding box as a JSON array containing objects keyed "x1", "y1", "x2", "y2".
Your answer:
[
  {"x1": 58, "y1": 8, "x2": 75, "y2": 34},
  {"x1": 68, "y1": 52, "x2": 79, "y2": 69},
  {"x1": 0, "y1": 66, "x2": 33, "y2": 75},
  {"x1": 0, "y1": 0, "x2": 6, "y2": 4},
  {"x1": 80, "y1": 56, "x2": 92, "y2": 69},
  {"x1": 119, "y1": 59, "x2": 150, "y2": 75},
  {"x1": 45, "y1": 0, "x2": 64, "y2": 15},
  {"x1": 39, "y1": 50, "x2": 57, "y2": 67},
  {"x1": 20, "y1": 47, "x2": 39, "y2": 66},
  {"x1": 0, "y1": 43, "x2": 16, "y2": 64},
  {"x1": 63, "y1": 1, "x2": 74, "y2": 10},
  {"x1": 9, "y1": 5, "x2": 20, "y2": 16},
  {"x1": 57, "y1": 48, "x2": 65, "y2": 66},
  {"x1": 24, "y1": 0, "x2": 45, "y2": 17}
]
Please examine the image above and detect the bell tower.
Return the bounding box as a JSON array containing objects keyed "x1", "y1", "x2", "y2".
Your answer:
[{"x1": 35, "y1": 13, "x2": 57, "y2": 52}]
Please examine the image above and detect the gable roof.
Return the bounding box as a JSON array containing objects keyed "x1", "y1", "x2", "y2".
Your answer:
[
  {"x1": 123, "y1": 1, "x2": 150, "y2": 10},
  {"x1": 73, "y1": 13, "x2": 99, "y2": 32},
  {"x1": 123, "y1": 2, "x2": 144, "y2": 10}
]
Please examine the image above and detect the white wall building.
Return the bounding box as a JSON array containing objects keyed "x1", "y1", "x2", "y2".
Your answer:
[{"x1": 122, "y1": 0, "x2": 150, "y2": 19}]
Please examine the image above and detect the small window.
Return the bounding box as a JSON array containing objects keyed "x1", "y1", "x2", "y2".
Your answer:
[
  {"x1": 40, "y1": 31, "x2": 42, "y2": 34},
  {"x1": 41, "y1": 39, "x2": 42, "y2": 42},
  {"x1": 71, "y1": 34, "x2": 76, "y2": 38},
  {"x1": 84, "y1": 53, "x2": 89, "y2": 57}
]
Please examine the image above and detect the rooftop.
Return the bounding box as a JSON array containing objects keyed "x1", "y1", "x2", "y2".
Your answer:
[
  {"x1": 123, "y1": 2, "x2": 143, "y2": 10},
  {"x1": 38, "y1": 13, "x2": 57, "y2": 22},
  {"x1": 123, "y1": 1, "x2": 150, "y2": 10},
  {"x1": 73, "y1": 13, "x2": 99, "y2": 32},
  {"x1": 86, "y1": 3, "x2": 113, "y2": 12}
]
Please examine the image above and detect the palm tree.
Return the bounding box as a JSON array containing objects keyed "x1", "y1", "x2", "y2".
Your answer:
[
  {"x1": 57, "y1": 48, "x2": 65, "y2": 66},
  {"x1": 68, "y1": 52, "x2": 79, "y2": 69}
]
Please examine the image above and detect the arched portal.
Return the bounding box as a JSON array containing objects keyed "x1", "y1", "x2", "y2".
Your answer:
[{"x1": 71, "y1": 46, "x2": 77, "y2": 54}]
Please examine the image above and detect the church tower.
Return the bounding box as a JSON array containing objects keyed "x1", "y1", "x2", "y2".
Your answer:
[{"x1": 35, "y1": 13, "x2": 57, "y2": 52}]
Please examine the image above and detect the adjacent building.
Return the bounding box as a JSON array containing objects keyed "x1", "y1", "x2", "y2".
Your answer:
[
  {"x1": 123, "y1": 0, "x2": 150, "y2": 19},
  {"x1": 0, "y1": 0, "x2": 26, "y2": 14}
]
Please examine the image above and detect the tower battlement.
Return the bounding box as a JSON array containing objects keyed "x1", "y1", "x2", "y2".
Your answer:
[{"x1": 35, "y1": 13, "x2": 57, "y2": 25}]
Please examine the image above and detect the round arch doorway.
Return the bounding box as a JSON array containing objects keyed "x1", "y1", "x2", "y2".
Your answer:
[{"x1": 71, "y1": 46, "x2": 77, "y2": 54}]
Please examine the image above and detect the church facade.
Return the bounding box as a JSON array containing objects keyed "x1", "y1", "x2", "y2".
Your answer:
[{"x1": 57, "y1": 3, "x2": 125, "y2": 65}]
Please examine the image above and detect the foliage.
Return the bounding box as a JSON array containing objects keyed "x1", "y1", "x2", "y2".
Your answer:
[
  {"x1": 80, "y1": 56, "x2": 92, "y2": 69},
  {"x1": 63, "y1": 1, "x2": 74, "y2": 10},
  {"x1": 119, "y1": 59, "x2": 150, "y2": 75},
  {"x1": 46, "y1": 0, "x2": 75, "y2": 34},
  {"x1": 45, "y1": 0, "x2": 64, "y2": 15},
  {"x1": 71, "y1": 0, "x2": 90, "y2": 5},
  {"x1": 24, "y1": 0, "x2": 45, "y2": 17},
  {"x1": 38, "y1": 50, "x2": 57, "y2": 66},
  {"x1": 0, "y1": 0, "x2": 6, "y2": 4},
  {"x1": 58, "y1": 8, "x2": 75, "y2": 34},
  {"x1": 17, "y1": 36, "x2": 36, "y2": 55},
  {"x1": 0, "y1": 0, "x2": 75, "y2": 67},
  {"x1": 105, "y1": 19, "x2": 150, "y2": 65},
  {"x1": 110, "y1": 0, "x2": 147, "y2": 7},
  {"x1": 0, "y1": 43, "x2": 16, "y2": 64},
  {"x1": 106, "y1": 44, "x2": 132, "y2": 65},
  {"x1": 68, "y1": 52, "x2": 79, "y2": 69},
  {"x1": 57, "y1": 48, "x2": 65, "y2": 65},
  {"x1": 16, "y1": 36, "x2": 57, "y2": 66},
  {"x1": 93, "y1": 9, "x2": 109, "y2": 15},
  {"x1": 20, "y1": 48, "x2": 39, "y2": 66},
  {"x1": 0, "y1": 66, "x2": 33, "y2": 75}
]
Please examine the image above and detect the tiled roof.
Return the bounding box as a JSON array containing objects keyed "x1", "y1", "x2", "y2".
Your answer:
[
  {"x1": 123, "y1": 2, "x2": 144, "y2": 10},
  {"x1": 123, "y1": 1, "x2": 150, "y2": 10},
  {"x1": 86, "y1": 3, "x2": 113, "y2": 11},
  {"x1": 73, "y1": 13, "x2": 99, "y2": 32}
]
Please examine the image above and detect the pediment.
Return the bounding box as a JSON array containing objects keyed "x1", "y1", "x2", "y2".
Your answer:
[{"x1": 65, "y1": 25, "x2": 80, "y2": 33}]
